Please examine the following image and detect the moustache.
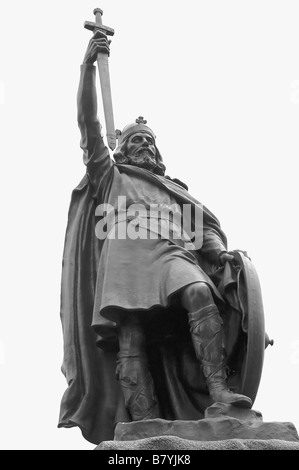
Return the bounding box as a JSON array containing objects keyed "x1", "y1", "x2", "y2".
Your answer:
[{"x1": 135, "y1": 148, "x2": 155, "y2": 159}]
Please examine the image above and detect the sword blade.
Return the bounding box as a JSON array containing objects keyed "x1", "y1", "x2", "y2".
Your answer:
[{"x1": 96, "y1": 53, "x2": 116, "y2": 151}]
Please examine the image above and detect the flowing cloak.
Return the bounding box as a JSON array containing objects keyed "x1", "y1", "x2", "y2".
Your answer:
[{"x1": 58, "y1": 65, "x2": 247, "y2": 445}]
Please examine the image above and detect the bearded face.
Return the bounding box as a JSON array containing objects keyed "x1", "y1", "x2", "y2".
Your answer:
[{"x1": 125, "y1": 132, "x2": 157, "y2": 171}]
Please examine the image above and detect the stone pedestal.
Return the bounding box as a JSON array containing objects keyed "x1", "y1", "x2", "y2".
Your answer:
[{"x1": 95, "y1": 403, "x2": 299, "y2": 450}]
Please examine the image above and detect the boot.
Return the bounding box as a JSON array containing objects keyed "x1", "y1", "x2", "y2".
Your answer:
[
  {"x1": 188, "y1": 304, "x2": 252, "y2": 409},
  {"x1": 117, "y1": 317, "x2": 159, "y2": 421}
]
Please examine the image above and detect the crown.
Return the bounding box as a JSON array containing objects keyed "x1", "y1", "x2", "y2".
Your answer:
[{"x1": 115, "y1": 116, "x2": 156, "y2": 146}]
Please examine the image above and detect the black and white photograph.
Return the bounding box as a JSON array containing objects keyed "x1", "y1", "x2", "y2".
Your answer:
[{"x1": 1, "y1": 0, "x2": 299, "y2": 451}]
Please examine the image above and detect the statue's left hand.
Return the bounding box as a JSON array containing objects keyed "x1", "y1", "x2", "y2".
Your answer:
[
  {"x1": 219, "y1": 250, "x2": 251, "y2": 265},
  {"x1": 219, "y1": 252, "x2": 234, "y2": 264}
]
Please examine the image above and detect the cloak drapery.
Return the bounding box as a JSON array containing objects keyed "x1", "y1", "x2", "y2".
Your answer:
[{"x1": 58, "y1": 163, "x2": 247, "y2": 445}]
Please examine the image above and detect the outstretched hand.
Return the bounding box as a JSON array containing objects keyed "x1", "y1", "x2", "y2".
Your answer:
[
  {"x1": 219, "y1": 250, "x2": 251, "y2": 265},
  {"x1": 83, "y1": 30, "x2": 111, "y2": 65}
]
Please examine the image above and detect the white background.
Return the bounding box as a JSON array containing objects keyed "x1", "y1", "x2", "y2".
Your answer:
[{"x1": 0, "y1": 0, "x2": 299, "y2": 450}]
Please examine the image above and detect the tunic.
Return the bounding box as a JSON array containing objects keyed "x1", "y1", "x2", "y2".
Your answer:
[{"x1": 92, "y1": 170, "x2": 222, "y2": 331}]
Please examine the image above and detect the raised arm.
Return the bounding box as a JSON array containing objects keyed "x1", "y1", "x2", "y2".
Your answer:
[{"x1": 77, "y1": 31, "x2": 111, "y2": 166}]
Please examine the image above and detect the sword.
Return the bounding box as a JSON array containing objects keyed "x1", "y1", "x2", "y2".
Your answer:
[{"x1": 84, "y1": 8, "x2": 116, "y2": 151}]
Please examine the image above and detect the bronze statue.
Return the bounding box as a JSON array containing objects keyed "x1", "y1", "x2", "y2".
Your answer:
[{"x1": 58, "y1": 11, "x2": 269, "y2": 445}]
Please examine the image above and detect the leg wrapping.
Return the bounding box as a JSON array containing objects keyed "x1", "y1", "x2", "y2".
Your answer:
[{"x1": 117, "y1": 318, "x2": 159, "y2": 420}]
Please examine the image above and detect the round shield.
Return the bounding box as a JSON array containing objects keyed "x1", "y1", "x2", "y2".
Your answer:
[{"x1": 232, "y1": 250, "x2": 266, "y2": 404}]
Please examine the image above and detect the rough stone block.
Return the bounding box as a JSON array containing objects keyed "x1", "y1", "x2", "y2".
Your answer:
[
  {"x1": 96, "y1": 435, "x2": 299, "y2": 450},
  {"x1": 114, "y1": 416, "x2": 299, "y2": 443}
]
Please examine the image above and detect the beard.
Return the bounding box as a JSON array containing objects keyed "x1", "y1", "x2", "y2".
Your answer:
[{"x1": 127, "y1": 149, "x2": 157, "y2": 171}]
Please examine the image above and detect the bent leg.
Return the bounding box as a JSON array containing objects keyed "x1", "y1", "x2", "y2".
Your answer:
[
  {"x1": 117, "y1": 313, "x2": 159, "y2": 421},
  {"x1": 180, "y1": 282, "x2": 252, "y2": 408}
]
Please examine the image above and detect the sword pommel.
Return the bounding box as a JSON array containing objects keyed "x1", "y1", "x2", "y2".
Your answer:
[{"x1": 93, "y1": 8, "x2": 103, "y2": 16}]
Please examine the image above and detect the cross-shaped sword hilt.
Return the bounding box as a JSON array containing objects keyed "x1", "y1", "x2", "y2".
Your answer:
[{"x1": 84, "y1": 8, "x2": 115, "y2": 36}]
